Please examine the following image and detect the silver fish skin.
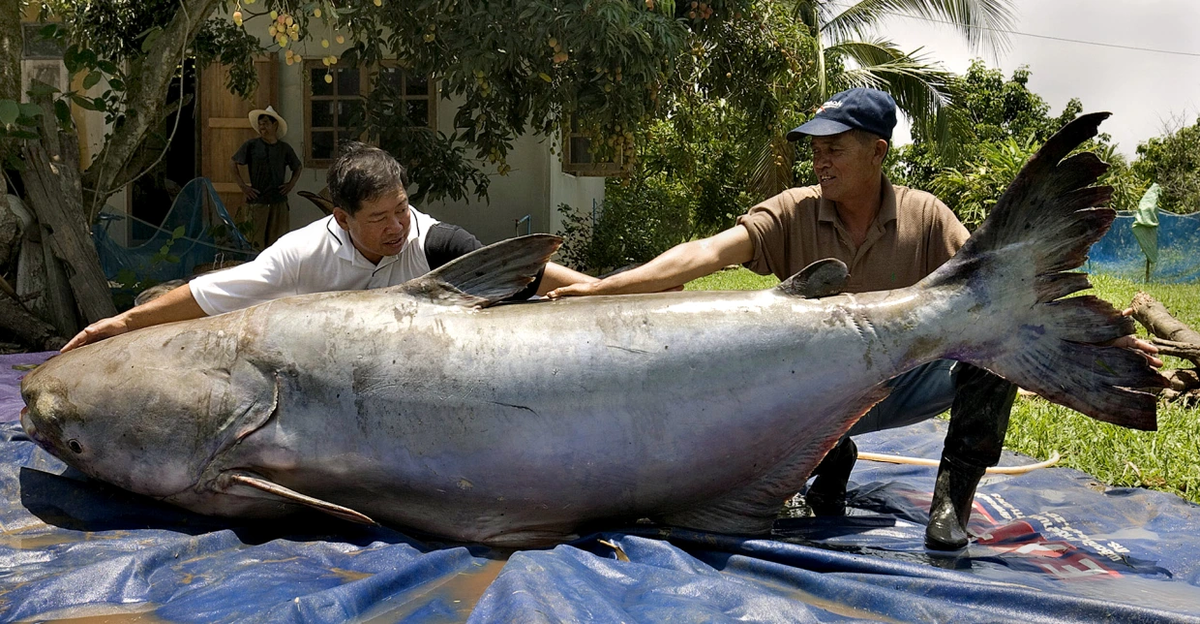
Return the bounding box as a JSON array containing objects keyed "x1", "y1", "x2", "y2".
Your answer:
[{"x1": 20, "y1": 113, "x2": 1163, "y2": 547}]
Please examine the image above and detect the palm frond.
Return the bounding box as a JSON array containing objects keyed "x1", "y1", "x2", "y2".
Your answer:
[
  {"x1": 827, "y1": 38, "x2": 970, "y2": 161},
  {"x1": 743, "y1": 134, "x2": 797, "y2": 199},
  {"x1": 818, "y1": 0, "x2": 1015, "y2": 57}
]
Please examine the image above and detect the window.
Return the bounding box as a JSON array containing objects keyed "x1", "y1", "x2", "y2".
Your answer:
[
  {"x1": 561, "y1": 117, "x2": 626, "y2": 177},
  {"x1": 303, "y1": 61, "x2": 436, "y2": 167}
]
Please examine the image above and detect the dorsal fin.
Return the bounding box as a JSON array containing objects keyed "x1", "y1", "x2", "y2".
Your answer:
[
  {"x1": 776, "y1": 258, "x2": 849, "y2": 298},
  {"x1": 401, "y1": 234, "x2": 562, "y2": 307}
]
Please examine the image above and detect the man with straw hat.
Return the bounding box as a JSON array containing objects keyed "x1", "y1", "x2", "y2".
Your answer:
[{"x1": 230, "y1": 105, "x2": 303, "y2": 249}]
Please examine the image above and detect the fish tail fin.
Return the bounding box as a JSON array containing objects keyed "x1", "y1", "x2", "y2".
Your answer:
[{"x1": 926, "y1": 112, "x2": 1164, "y2": 431}]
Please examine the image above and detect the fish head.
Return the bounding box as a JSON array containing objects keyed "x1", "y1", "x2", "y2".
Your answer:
[{"x1": 19, "y1": 327, "x2": 278, "y2": 501}]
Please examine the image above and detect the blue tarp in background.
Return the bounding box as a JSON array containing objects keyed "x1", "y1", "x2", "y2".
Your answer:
[
  {"x1": 3, "y1": 351, "x2": 1200, "y2": 622},
  {"x1": 1088, "y1": 209, "x2": 1200, "y2": 283},
  {"x1": 93, "y1": 178, "x2": 257, "y2": 288}
]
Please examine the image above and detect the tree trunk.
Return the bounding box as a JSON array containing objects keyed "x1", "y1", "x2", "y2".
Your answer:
[
  {"x1": 20, "y1": 103, "x2": 116, "y2": 324},
  {"x1": 0, "y1": 0, "x2": 19, "y2": 102}
]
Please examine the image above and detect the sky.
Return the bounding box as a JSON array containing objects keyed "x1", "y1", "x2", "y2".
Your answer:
[{"x1": 876, "y1": 0, "x2": 1200, "y2": 158}]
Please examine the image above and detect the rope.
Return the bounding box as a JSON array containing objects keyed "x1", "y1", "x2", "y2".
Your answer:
[{"x1": 858, "y1": 451, "x2": 1061, "y2": 475}]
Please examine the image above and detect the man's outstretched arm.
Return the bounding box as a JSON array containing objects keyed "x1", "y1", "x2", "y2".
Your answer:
[
  {"x1": 547, "y1": 225, "x2": 755, "y2": 298},
  {"x1": 61, "y1": 284, "x2": 208, "y2": 352},
  {"x1": 536, "y1": 262, "x2": 598, "y2": 296}
]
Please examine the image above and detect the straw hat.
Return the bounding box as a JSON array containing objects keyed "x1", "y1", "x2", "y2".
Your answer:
[{"x1": 248, "y1": 105, "x2": 288, "y2": 138}]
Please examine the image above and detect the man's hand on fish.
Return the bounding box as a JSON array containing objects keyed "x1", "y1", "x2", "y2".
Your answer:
[{"x1": 61, "y1": 316, "x2": 131, "y2": 353}]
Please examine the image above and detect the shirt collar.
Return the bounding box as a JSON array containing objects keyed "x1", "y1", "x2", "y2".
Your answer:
[
  {"x1": 817, "y1": 173, "x2": 898, "y2": 225},
  {"x1": 326, "y1": 207, "x2": 428, "y2": 269}
]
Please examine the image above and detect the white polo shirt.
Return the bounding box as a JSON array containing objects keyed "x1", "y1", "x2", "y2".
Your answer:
[{"x1": 190, "y1": 207, "x2": 438, "y2": 316}]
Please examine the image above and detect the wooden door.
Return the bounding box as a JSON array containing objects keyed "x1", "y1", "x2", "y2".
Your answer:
[{"x1": 198, "y1": 57, "x2": 278, "y2": 214}]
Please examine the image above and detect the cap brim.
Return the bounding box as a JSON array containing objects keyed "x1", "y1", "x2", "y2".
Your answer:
[{"x1": 785, "y1": 118, "x2": 854, "y2": 141}]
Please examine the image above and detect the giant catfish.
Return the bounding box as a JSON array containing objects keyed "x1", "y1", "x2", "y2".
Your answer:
[{"x1": 20, "y1": 113, "x2": 1164, "y2": 547}]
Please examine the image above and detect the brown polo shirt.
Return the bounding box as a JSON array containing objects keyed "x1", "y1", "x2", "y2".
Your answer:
[{"x1": 737, "y1": 176, "x2": 969, "y2": 293}]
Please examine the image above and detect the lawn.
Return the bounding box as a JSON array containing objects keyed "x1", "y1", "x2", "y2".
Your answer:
[{"x1": 687, "y1": 267, "x2": 1200, "y2": 504}]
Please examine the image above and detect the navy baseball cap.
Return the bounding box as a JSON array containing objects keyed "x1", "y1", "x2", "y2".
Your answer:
[{"x1": 786, "y1": 88, "x2": 897, "y2": 141}]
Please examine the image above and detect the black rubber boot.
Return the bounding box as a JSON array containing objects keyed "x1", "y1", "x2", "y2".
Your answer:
[
  {"x1": 925, "y1": 455, "x2": 986, "y2": 550},
  {"x1": 925, "y1": 364, "x2": 1017, "y2": 551},
  {"x1": 806, "y1": 437, "x2": 857, "y2": 516}
]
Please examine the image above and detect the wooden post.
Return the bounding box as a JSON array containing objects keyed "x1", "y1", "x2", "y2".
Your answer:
[{"x1": 19, "y1": 103, "x2": 117, "y2": 325}]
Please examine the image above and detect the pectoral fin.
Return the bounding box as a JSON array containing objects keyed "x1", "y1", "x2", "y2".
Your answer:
[{"x1": 222, "y1": 471, "x2": 378, "y2": 526}]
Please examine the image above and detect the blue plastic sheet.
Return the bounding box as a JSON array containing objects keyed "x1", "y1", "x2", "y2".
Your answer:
[
  {"x1": 1088, "y1": 210, "x2": 1200, "y2": 283},
  {"x1": 3, "y1": 351, "x2": 1200, "y2": 622}
]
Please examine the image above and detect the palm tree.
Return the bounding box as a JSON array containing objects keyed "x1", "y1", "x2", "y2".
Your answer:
[{"x1": 747, "y1": 0, "x2": 1016, "y2": 197}]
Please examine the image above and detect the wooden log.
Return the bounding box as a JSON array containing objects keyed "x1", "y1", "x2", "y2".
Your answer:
[
  {"x1": 19, "y1": 104, "x2": 117, "y2": 324},
  {"x1": 0, "y1": 294, "x2": 66, "y2": 351},
  {"x1": 1151, "y1": 339, "x2": 1200, "y2": 368},
  {"x1": 1165, "y1": 368, "x2": 1200, "y2": 392},
  {"x1": 15, "y1": 234, "x2": 50, "y2": 323},
  {"x1": 1160, "y1": 388, "x2": 1200, "y2": 407},
  {"x1": 1130, "y1": 292, "x2": 1200, "y2": 345}
]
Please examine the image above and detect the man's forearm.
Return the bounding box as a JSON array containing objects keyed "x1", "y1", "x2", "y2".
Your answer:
[
  {"x1": 121, "y1": 283, "x2": 209, "y2": 330},
  {"x1": 537, "y1": 262, "x2": 598, "y2": 296},
  {"x1": 62, "y1": 283, "x2": 209, "y2": 352},
  {"x1": 596, "y1": 227, "x2": 755, "y2": 294}
]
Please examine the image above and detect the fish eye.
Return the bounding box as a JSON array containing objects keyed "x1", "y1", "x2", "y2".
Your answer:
[{"x1": 67, "y1": 439, "x2": 83, "y2": 454}]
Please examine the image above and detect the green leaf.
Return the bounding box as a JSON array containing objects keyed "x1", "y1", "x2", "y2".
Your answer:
[
  {"x1": 82, "y1": 71, "x2": 102, "y2": 90},
  {"x1": 18, "y1": 103, "x2": 42, "y2": 120},
  {"x1": 141, "y1": 28, "x2": 163, "y2": 53},
  {"x1": 0, "y1": 100, "x2": 18, "y2": 126},
  {"x1": 70, "y1": 94, "x2": 100, "y2": 111},
  {"x1": 5, "y1": 152, "x2": 25, "y2": 172},
  {"x1": 27, "y1": 80, "x2": 58, "y2": 97},
  {"x1": 159, "y1": 244, "x2": 170, "y2": 255},
  {"x1": 165, "y1": 255, "x2": 180, "y2": 264},
  {"x1": 97, "y1": 60, "x2": 119, "y2": 75},
  {"x1": 54, "y1": 100, "x2": 71, "y2": 125},
  {"x1": 172, "y1": 225, "x2": 185, "y2": 238},
  {"x1": 62, "y1": 44, "x2": 80, "y2": 74}
]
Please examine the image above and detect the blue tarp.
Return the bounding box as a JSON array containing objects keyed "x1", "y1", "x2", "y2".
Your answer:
[
  {"x1": 93, "y1": 178, "x2": 257, "y2": 288},
  {"x1": 3, "y1": 351, "x2": 1200, "y2": 622},
  {"x1": 1088, "y1": 209, "x2": 1200, "y2": 283}
]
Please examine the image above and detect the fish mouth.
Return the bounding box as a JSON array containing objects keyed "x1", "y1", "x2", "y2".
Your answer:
[{"x1": 19, "y1": 405, "x2": 41, "y2": 446}]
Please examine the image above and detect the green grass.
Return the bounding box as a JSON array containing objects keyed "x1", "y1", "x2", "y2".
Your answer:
[{"x1": 686, "y1": 267, "x2": 1200, "y2": 504}]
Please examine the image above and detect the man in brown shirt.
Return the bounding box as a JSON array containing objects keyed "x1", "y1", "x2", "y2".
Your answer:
[{"x1": 549, "y1": 88, "x2": 1013, "y2": 551}]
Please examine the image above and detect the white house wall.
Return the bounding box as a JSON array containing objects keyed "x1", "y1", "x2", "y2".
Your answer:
[{"x1": 259, "y1": 36, "x2": 602, "y2": 244}]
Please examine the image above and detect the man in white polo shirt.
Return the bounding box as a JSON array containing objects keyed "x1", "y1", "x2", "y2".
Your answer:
[{"x1": 63, "y1": 143, "x2": 593, "y2": 351}]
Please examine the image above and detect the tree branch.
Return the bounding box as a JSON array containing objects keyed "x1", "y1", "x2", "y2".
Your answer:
[
  {"x1": 1130, "y1": 291, "x2": 1200, "y2": 345},
  {"x1": 82, "y1": 0, "x2": 224, "y2": 216}
]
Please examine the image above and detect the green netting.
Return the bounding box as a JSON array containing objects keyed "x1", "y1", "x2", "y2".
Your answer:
[{"x1": 93, "y1": 178, "x2": 258, "y2": 287}]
